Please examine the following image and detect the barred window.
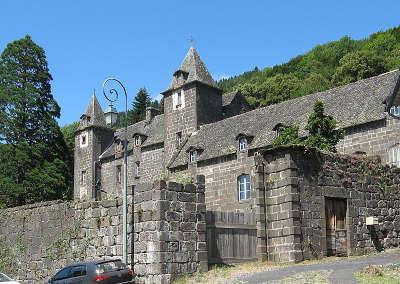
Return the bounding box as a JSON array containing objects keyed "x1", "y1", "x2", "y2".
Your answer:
[{"x1": 190, "y1": 150, "x2": 197, "y2": 163}]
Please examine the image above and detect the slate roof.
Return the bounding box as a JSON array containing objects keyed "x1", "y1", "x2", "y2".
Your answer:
[
  {"x1": 168, "y1": 47, "x2": 218, "y2": 90},
  {"x1": 222, "y1": 91, "x2": 239, "y2": 106},
  {"x1": 169, "y1": 69, "x2": 400, "y2": 168},
  {"x1": 99, "y1": 114, "x2": 164, "y2": 160},
  {"x1": 78, "y1": 94, "x2": 107, "y2": 130}
]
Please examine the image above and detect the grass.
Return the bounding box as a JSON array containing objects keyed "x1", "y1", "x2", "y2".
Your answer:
[{"x1": 355, "y1": 264, "x2": 400, "y2": 284}]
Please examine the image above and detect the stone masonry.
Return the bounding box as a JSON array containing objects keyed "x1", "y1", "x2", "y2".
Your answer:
[
  {"x1": 258, "y1": 146, "x2": 400, "y2": 262},
  {"x1": 0, "y1": 177, "x2": 206, "y2": 283},
  {"x1": 133, "y1": 176, "x2": 207, "y2": 283}
]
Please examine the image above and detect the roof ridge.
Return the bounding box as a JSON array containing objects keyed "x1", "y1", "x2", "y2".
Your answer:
[{"x1": 200, "y1": 69, "x2": 400, "y2": 129}]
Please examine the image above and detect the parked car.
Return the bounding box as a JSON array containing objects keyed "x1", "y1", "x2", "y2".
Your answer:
[
  {"x1": 46, "y1": 259, "x2": 134, "y2": 284},
  {"x1": 0, "y1": 273, "x2": 20, "y2": 284}
]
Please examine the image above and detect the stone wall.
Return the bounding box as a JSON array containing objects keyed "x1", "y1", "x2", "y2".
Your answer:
[
  {"x1": 337, "y1": 116, "x2": 400, "y2": 164},
  {"x1": 133, "y1": 177, "x2": 207, "y2": 283},
  {"x1": 0, "y1": 178, "x2": 206, "y2": 283},
  {"x1": 0, "y1": 197, "x2": 131, "y2": 283},
  {"x1": 262, "y1": 146, "x2": 400, "y2": 262}
]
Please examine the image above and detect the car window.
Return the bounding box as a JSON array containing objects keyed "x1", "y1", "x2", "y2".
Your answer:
[
  {"x1": 0, "y1": 273, "x2": 12, "y2": 281},
  {"x1": 70, "y1": 265, "x2": 87, "y2": 277},
  {"x1": 95, "y1": 260, "x2": 125, "y2": 273},
  {"x1": 53, "y1": 267, "x2": 71, "y2": 280}
]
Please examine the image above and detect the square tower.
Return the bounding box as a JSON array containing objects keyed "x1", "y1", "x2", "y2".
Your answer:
[{"x1": 162, "y1": 47, "x2": 222, "y2": 169}]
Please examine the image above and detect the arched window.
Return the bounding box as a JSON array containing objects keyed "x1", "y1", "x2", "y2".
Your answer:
[
  {"x1": 238, "y1": 174, "x2": 251, "y2": 201},
  {"x1": 388, "y1": 144, "x2": 400, "y2": 167}
]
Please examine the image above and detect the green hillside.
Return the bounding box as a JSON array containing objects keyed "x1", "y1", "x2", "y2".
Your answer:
[{"x1": 218, "y1": 26, "x2": 400, "y2": 107}]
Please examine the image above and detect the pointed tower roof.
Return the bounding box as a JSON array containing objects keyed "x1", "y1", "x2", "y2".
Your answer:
[
  {"x1": 168, "y1": 47, "x2": 218, "y2": 90},
  {"x1": 78, "y1": 93, "x2": 107, "y2": 130}
]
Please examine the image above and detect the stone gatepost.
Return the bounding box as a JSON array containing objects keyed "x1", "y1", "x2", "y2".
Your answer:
[
  {"x1": 133, "y1": 176, "x2": 207, "y2": 283},
  {"x1": 264, "y1": 151, "x2": 303, "y2": 262}
]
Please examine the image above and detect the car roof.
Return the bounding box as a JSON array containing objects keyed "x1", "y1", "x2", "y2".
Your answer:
[{"x1": 62, "y1": 258, "x2": 122, "y2": 268}]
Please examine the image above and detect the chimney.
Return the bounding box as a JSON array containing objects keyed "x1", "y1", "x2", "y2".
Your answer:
[{"x1": 145, "y1": 107, "x2": 160, "y2": 123}]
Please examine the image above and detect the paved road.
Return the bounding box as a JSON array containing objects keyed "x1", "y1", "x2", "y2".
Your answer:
[{"x1": 236, "y1": 250, "x2": 400, "y2": 283}]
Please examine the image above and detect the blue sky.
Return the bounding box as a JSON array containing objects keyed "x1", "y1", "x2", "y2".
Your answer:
[{"x1": 1, "y1": 0, "x2": 400, "y2": 126}]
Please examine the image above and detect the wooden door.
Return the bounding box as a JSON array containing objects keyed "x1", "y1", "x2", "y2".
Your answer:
[{"x1": 325, "y1": 198, "x2": 347, "y2": 256}]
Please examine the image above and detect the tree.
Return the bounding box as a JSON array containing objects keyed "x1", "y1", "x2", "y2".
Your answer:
[
  {"x1": 0, "y1": 35, "x2": 60, "y2": 144},
  {"x1": 130, "y1": 87, "x2": 151, "y2": 124},
  {"x1": 272, "y1": 101, "x2": 344, "y2": 152},
  {"x1": 303, "y1": 101, "x2": 344, "y2": 152},
  {"x1": 332, "y1": 50, "x2": 385, "y2": 85},
  {"x1": 272, "y1": 125, "x2": 301, "y2": 148},
  {"x1": 0, "y1": 35, "x2": 72, "y2": 207}
]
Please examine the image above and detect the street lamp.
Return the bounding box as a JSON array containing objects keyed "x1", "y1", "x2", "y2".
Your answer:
[
  {"x1": 102, "y1": 77, "x2": 129, "y2": 265},
  {"x1": 105, "y1": 103, "x2": 118, "y2": 127}
]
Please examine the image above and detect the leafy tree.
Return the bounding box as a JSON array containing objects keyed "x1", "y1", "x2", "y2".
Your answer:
[
  {"x1": 272, "y1": 101, "x2": 344, "y2": 152},
  {"x1": 332, "y1": 50, "x2": 385, "y2": 85},
  {"x1": 272, "y1": 125, "x2": 301, "y2": 148},
  {"x1": 217, "y1": 26, "x2": 400, "y2": 109},
  {"x1": 61, "y1": 121, "x2": 79, "y2": 157},
  {"x1": 0, "y1": 35, "x2": 72, "y2": 207},
  {"x1": 303, "y1": 101, "x2": 344, "y2": 151}
]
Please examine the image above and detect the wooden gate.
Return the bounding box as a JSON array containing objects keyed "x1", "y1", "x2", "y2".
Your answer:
[
  {"x1": 325, "y1": 197, "x2": 347, "y2": 256},
  {"x1": 206, "y1": 211, "x2": 257, "y2": 264}
]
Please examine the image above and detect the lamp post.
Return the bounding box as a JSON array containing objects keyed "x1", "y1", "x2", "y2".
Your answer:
[{"x1": 102, "y1": 77, "x2": 129, "y2": 265}]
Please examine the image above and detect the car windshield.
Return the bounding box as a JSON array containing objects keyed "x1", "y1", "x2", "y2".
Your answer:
[
  {"x1": 95, "y1": 260, "x2": 125, "y2": 273},
  {"x1": 0, "y1": 273, "x2": 12, "y2": 281}
]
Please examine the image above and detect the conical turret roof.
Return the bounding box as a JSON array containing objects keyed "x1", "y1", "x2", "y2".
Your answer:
[
  {"x1": 168, "y1": 47, "x2": 218, "y2": 90},
  {"x1": 78, "y1": 93, "x2": 107, "y2": 130}
]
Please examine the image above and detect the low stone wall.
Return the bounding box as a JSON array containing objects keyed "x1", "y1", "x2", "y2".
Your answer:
[
  {"x1": 0, "y1": 177, "x2": 206, "y2": 283},
  {"x1": 262, "y1": 146, "x2": 400, "y2": 262},
  {"x1": 133, "y1": 177, "x2": 207, "y2": 283}
]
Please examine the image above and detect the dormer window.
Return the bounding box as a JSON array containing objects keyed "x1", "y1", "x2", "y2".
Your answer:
[
  {"x1": 239, "y1": 137, "x2": 248, "y2": 151},
  {"x1": 190, "y1": 150, "x2": 197, "y2": 163},
  {"x1": 390, "y1": 105, "x2": 400, "y2": 117},
  {"x1": 134, "y1": 135, "x2": 141, "y2": 146}
]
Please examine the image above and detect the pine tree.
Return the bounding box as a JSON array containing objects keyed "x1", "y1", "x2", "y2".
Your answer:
[
  {"x1": 0, "y1": 35, "x2": 72, "y2": 207},
  {"x1": 130, "y1": 87, "x2": 151, "y2": 123}
]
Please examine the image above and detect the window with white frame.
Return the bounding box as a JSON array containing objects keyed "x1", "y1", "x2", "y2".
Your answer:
[
  {"x1": 173, "y1": 90, "x2": 185, "y2": 110},
  {"x1": 135, "y1": 161, "x2": 140, "y2": 177},
  {"x1": 390, "y1": 105, "x2": 400, "y2": 117},
  {"x1": 190, "y1": 150, "x2": 197, "y2": 163},
  {"x1": 388, "y1": 144, "x2": 400, "y2": 167},
  {"x1": 238, "y1": 174, "x2": 251, "y2": 201},
  {"x1": 116, "y1": 166, "x2": 122, "y2": 183},
  {"x1": 239, "y1": 137, "x2": 248, "y2": 151},
  {"x1": 80, "y1": 132, "x2": 88, "y2": 147},
  {"x1": 134, "y1": 135, "x2": 140, "y2": 146}
]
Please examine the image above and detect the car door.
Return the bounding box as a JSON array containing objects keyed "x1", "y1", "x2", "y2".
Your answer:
[{"x1": 66, "y1": 265, "x2": 87, "y2": 284}]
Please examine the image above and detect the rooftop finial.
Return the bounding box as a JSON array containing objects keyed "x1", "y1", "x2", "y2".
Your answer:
[{"x1": 188, "y1": 35, "x2": 195, "y2": 48}]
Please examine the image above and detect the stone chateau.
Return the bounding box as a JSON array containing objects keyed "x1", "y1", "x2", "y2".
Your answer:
[
  {"x1": 75, "y1": 46, "x2": 400, "y2": 212},
  {"x1": 2, "y1": 47, "x2": 400, "y2": 282}
]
